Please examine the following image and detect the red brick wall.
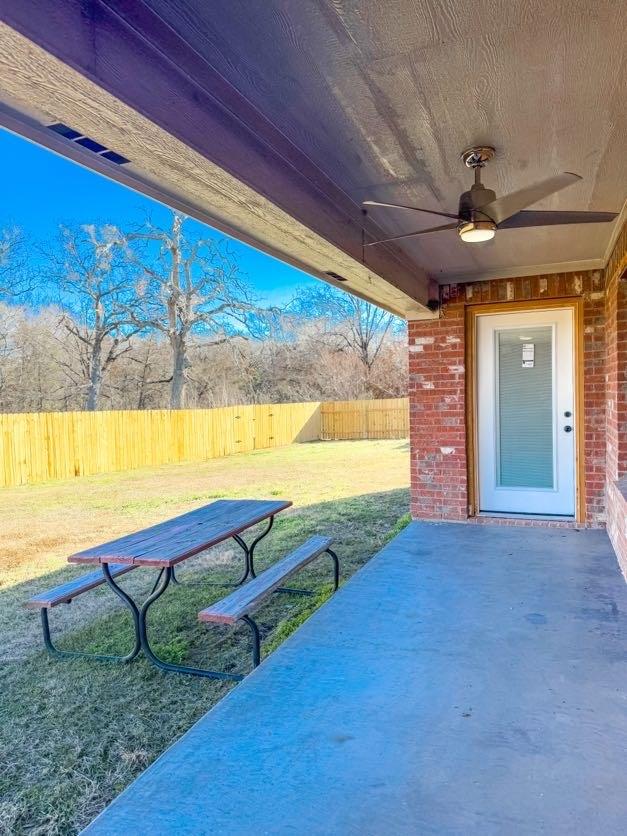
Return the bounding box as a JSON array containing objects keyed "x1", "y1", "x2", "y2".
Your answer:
[
  {"x1": 408, "y1": 309, "x2": 467, "y2": 520},
  {"x1": 408, "y1": 270, "x2": 607, "y2": 526},
  {"x1": 604, "y1": 222, "x2": 627, "y2": 575},
  {"x1": 607, "y1": 480, "x2": 627, "y2": 578}
]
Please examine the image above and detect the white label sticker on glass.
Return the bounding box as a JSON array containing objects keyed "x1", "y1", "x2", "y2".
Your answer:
[{"x1": 522, "y1": 343, "x2": 535, "y2": 368}]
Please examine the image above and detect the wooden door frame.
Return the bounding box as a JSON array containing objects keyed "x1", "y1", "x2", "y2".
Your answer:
[{"x1": 465, "y1": 297, "x2": 585, "y2": 523}]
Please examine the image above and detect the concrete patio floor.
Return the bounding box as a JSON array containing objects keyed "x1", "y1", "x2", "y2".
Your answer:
[{"x1": 85, "y1": 522, "x2": 627, "y2": 835}]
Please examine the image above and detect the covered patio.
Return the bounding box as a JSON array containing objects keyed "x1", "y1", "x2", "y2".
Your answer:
[
  {"x1": 1, "y1": 1, "x2": 625, "y2": 553},
  {"x1": 0, "y1": 2, "x2": 625, "y2": 831},
  {"x1": 85, "y1": 521, "x2": 627, "y2": 834}
]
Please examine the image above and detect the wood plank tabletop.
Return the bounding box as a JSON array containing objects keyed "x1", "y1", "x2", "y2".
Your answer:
[{"x1": 68, "y1": 499, "x2": 291, "y2": 568}]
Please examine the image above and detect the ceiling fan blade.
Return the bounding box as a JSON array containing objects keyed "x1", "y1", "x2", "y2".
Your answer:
[
  {"x1": 480, "y1": 172, "x2": 582, "y2": 224},
  {"x1": 363, "y1": 200, "x2": 458, "y2": 221},
  {"x1": 365, "y1": 223, "x2": 458, "y2": 246},
  {"x1": 499, "y1": 209, "x2": 618, "y2": 229}
]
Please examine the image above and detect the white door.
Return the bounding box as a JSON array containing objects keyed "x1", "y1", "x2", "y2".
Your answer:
[{"x1": 476, "y1": 308, "x2": 576, "y2": 516}]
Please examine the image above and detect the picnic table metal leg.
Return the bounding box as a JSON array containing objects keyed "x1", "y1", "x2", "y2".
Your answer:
[
  {"x1": 150, "y1": 568, "x2": 165, "y2": 595},
  {"x1": 41, "y1": 568, "x2": 142, "y2": 663},
  {"x1": 232, "y1": 514, "x2": 275, "y2": 583},
  {"x1": 240, "y1": 615, "x2": 261, "y2": 668},
  {"x1": 231, "y1": 534, "x2": 251, "y2": 584},
  {"x1": 167, "y1": 515, "x2": 276, "y2": 590},
  {"x1": 137, "y1": 567, "x2": 244, "y2": 681},
  {"x1": 326, "y1": 548, "x2": 340, "y2": 591},
  {"x1": 40, "y1": 609, "x2": 141, "y2": 663}
]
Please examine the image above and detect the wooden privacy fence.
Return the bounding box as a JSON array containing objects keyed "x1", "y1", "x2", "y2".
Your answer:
[
  {"x1": 320, "y1": 398, "x2": 409, "y2": 440},
  {"x1": 0, "y1": 398, "x2": 408, "y2": 488}
]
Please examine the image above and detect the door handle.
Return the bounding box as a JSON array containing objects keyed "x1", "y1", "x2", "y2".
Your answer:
[{"x1": 564, "y1": 425, "x2": 573, "y2": 433}]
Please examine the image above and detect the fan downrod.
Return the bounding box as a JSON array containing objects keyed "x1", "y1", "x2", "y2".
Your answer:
[{"x1": 461, "y1": 146, "x2": 496, "y2": 169}]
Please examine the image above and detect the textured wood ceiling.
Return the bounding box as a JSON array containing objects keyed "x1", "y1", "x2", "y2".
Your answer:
[{"x1": 146, "y1": 0, "x2": 627, "y2": 281}]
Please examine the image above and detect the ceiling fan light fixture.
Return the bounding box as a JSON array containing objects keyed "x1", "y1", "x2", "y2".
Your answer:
[
  {"x1": 363, "y1": 146, "x2": 615, "y2": 248},
  {"x1": 458, "y1": 220, "x2": 496, "y2": 243}
]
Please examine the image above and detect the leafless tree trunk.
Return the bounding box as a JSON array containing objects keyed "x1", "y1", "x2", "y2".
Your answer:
[
  {"x1": 45, "y1": 224, "x2": 140, "y2": 410},
  {"x1": 121, "y1": 212, "x2": 258, "y2": 409}
]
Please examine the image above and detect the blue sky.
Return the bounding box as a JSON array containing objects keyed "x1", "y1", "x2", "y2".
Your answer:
[{"x1": 0, "y1": 128, "x2": 318, "y2": 306}]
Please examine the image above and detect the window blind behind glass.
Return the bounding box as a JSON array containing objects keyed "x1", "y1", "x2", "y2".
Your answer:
[{"x1": 497, "y1": 326, "x2": 554, "y2": 489}]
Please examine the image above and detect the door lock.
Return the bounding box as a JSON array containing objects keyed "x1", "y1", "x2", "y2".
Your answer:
[
  {"x1": 564, "y1": 425, "x2": 573, "y2": 433},
  {"x1": 564, "y1": 410, "x2": 572, "y2": 418}
]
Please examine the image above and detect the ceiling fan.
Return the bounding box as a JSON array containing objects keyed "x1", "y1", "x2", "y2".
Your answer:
[{"x1": 364, "y1": 146, "x2": 618, "y2": 246}]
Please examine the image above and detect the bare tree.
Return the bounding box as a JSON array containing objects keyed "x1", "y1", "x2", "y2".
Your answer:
[
  {"x1": 287, "y1": 285, "x2": 404, "y2": 395},
  {"x1": 46, "y1": 224, "x2": 140, "y2": 410},
  {"x1": 0, "y1": 228, "x2": 26, "y2": 297},
  {"x1": 122, "y1": 212, "x2": 259, "y2": 409},
  {"x1": 0, "y1": 303, "x2": 73, "y2": 412},
  {"x1": 0, "y1": 301, "x2": 408, "y2": 412},
  {"x1": 120, "y1": 335, "x2": 170, "y2": 410},
  {"x1": 0, "y1": 220, "x2": 409, "y2": 413},
  {"x1": 0, "y1": 228, "x2": 32, "y2": 393}
]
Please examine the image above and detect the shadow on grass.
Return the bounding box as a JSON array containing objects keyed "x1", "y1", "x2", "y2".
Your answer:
[{"x1": 0, "y1": 487, "x2": 409, "y2": 836}]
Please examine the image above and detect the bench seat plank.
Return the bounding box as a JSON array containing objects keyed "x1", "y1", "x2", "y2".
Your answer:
[
  {"x1": 68, "y1": 499, "x2": 291, "y2": 567},
  {"x1": 199, "y1": 536, "x2": 333, "y2": 625},
  {"x1": 25, "y1": 563, "x2": 137, "y2": 609}
]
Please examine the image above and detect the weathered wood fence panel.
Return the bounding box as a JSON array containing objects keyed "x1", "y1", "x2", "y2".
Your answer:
[
  {"x1": 0, "y1": 399, "x2": 408, "y2": 487},
  {"x1": 320, "y1": 398, "x2": 409, "y2": 440}
]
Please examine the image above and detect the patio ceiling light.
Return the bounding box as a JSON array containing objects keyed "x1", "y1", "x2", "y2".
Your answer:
[{"x1": 457, "y1": 220, "x2": 496, "y2": 243}]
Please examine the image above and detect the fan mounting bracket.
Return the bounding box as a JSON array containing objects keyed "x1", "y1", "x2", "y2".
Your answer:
[{"x1": 461, "y1": 146, "x2": 496, "y2": 169}]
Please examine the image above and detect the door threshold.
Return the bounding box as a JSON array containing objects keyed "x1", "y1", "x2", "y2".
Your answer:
[{"x1": 477, "y1": 511, "x2": 576, "y2": 522}]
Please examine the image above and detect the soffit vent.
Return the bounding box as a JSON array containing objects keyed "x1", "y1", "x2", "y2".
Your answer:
[{"x1": 47, "y1": 122, "x2": 130, "y2": 165}]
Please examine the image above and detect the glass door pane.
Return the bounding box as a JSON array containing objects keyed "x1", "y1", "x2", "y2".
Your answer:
[{"x1": 496, "y1": 326, "x2": 554, "y2": 489}]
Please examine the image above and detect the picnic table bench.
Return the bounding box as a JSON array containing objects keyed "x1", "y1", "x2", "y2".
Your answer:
[
  {"x1": 26, "y1": 498, "x2": 340, "y2": 679},
  {"x1": 199, "y1": 535, "x2": 338, "y2": 669}
]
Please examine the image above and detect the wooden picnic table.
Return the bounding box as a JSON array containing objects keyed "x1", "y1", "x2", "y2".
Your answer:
[
  {"x1": 67, "y1": 498, "x2": 292, "y2": 679},
  {"x1": 69, "y1": 498, "x2": 291, "y2": 570}
]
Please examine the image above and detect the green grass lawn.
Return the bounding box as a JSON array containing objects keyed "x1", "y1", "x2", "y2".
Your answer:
[{"x1": 0, "y1": 440, "x2": 409, "y2": 834}]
